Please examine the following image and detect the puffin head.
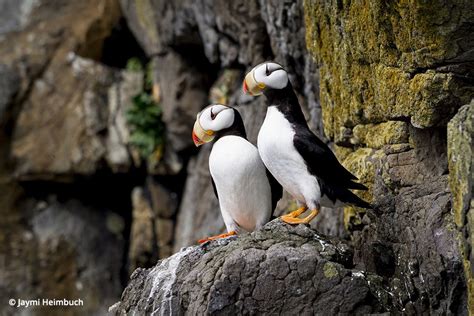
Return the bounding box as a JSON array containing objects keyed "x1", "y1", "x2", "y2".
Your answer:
[
  {"x1": 242, "y1": 61, "x2": 289, "y2": 96},
  {"x1": 192, "y1": 104, "x2": 235, "y2": 147}
]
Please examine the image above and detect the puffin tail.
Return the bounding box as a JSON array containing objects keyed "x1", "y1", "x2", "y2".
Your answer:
[
  {"x1": 339, "y1": 189, "x2": 372, "y2": 209},
  {"x1": 346, "y1": 181, "x2": 368, "y2": 191}
]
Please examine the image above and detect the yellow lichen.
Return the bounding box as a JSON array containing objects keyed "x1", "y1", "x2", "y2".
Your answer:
[
  {"x1": 351, "y1": 121, "x2": 409, "y2": 148},
  {"x1": 323, "y1": 262, "x2": 339, "y2": 279}
]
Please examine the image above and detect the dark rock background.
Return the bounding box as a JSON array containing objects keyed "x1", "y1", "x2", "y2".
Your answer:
[{"x1": 0, "y1": 0, "x2": 472, "y2": 315}]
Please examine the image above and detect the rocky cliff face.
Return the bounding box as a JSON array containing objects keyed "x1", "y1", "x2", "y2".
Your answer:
[
  {"x1": 304, "y1": 1, "x2": 474, "y2": 313},
  {"x1": 0, "y1": 0, "x2": 473, "y2": 315}
]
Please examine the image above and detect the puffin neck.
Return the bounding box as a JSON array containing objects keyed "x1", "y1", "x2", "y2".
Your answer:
[
  {"x1": 214, "y1": 109, "x2": 247, "y2": 141},
  {"x1": 263, "y1": 84, "x2": 307, "y2": 125}
]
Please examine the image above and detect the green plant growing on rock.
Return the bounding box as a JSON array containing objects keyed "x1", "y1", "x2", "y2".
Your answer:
[{"x1": 125, "y1": 58, "x2": 165, "y2": 161}]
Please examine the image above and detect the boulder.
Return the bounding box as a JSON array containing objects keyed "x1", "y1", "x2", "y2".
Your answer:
[{"x1": 111, "y1": 221, "x2": 385, "y2": 315}]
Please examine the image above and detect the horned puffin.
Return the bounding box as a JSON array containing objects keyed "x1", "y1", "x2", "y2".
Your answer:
[
  {"x1": 192, "y1": 104, "x2": 282, "y2": 242},
  {"x1": 243, "y1": 62, "x2": 371, "y2": 224}
]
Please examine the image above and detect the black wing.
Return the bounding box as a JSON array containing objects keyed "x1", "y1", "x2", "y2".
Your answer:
[
  {"x1": 211, "y1": 176, "x2": 218, "y2": 200},
  {"x1": 293, "y1": 126, "x2": 371, "y2": 208},
  {"x1": 265, "y1": 169, "x2": 283, "y2": 212}
]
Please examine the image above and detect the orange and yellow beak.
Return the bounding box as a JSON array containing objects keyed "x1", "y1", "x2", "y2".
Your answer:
[
  {"x1": 192, "y1": 115, "x2": 215, "y2": 147},
  {"x1": 243, "y1": 69, "x2": 266, "y2": 96}
]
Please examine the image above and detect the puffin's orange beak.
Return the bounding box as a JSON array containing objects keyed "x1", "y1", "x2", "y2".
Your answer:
[
  {"x1": 243, "y1": 79, "x2": 249, "y2": 95},
  {"x1": 192, "y1": 130, "x2": 205, "y2": 146},
  {"x1": 192, "y1": 116, "x2": 215, "y2": 147},
  {"x1": 243, "y1": 69, "x2": 265, "y2": 96}
]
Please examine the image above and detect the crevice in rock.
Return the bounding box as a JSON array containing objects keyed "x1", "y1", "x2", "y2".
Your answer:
[{"x1": 100, "y1": 17, "x2": 148, "y2": 69}]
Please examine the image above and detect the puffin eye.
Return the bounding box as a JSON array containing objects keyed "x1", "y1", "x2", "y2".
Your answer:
[
  {"x1": 210, "y1": 108, "x2": 217, "y2": 120},
  {"x1": 265, "y1": 64, "x2": 270, "y2": 76}
]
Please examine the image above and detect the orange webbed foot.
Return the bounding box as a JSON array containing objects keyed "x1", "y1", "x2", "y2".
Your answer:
[
  {"x1": 280, "y1": 208, "x2": 319, "y2": 225},
  {"x1": 198, "y1": 231, "x2": 237, "y2": 244}
]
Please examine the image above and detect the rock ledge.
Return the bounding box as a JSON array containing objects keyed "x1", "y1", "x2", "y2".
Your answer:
[{"x1": 111, "y1": 220, "x2": 385, "y2": 315}]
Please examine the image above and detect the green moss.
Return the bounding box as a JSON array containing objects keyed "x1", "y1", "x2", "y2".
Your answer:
[
  {"x1": 126, "y1": 57, "x2": 143, "y2": 72},
  {"x1": 126, "y1": 93, "x2": 165, "y2": 159},
  {"x1": 125, "y1": 58, "x2": 165, "y2": 160}
]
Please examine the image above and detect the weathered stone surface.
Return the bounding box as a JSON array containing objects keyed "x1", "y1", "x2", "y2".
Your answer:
[
  {"x1": 193, "y1": 0, "x2": 268, "y2": 67},
  {"x1": 174, "y1": 144, "x2": 222, "y2": 251},
  {"x1": 305, "y1": 0, "x2": 474, "y2": 139},
  {"x1": 3, "y1": 0, "x2": 136, "y2": 180},
  {"x1": 112, "y1": 221, "x2": 384, "y2": 315},
  {"x1": 129, "y1": 187, "x2": 158, "y2": 273},
  {"x1": 147, "y1": 177, "x2": 179, "y2": 219},
  {"x1": 304, "y1": 1, "x2": 473, "y2": 313},
  {"x1": 448, "y1": 100, "x2": 474, "y2": 313},
  {"x1": 0, "y1": 64, "x2": 19, "y2": 125},
  {"x1": 0, "y1": 0, "x2": 38, "y2": 35},
  {"x1": 11, "y1": 55, "x2": 142, "y2": 179},
  {"x1": 1, "y1": 198, "x2": 124, "y2": 315},
  {"x1": 0, "y1": 2, "x2": 132, "y2": 315},
  {"x1": 155, "y1": 218, "x2": 174, "y2": 258},
  {"x1": 120, "y1": 0, "x2": 199, "y2": 56},
  {"x1": 153, "y1": 52, "x2": 211, "y2": 153},
  {"x1": 448, "y1": 101, "x2": 474, "y2": 227},
  {"x1": 350, "y1": 121, "x2": 409, "y2": 149}
]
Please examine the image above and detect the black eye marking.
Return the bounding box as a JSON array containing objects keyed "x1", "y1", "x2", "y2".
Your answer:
[
  {"x1": 210, "y1": 108, "x2": 217, "y2": 120},
  {"x1": 265, "y1": 63, "x2": 270, "y2": 76}
]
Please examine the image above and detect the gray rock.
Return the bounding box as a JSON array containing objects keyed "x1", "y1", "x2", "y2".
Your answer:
[
  {"x1": 0, "y1": 0, "x2": 38, "y2": 36},
  {"x1": 106, "y1": 70, "x2": 144, "y2": 172},
  {"x1": 11, "y1": 55, "x2": 142, "y2": 179},
  {"x1": 120, "y1": 0, "x2": 199, "y2": 56},
  {"x1": 25, "y1": 199, "x2": 123, "y2": 315},
  {"x1": 111, "y1": 221, "x2": 384, "y2": 315},
  {"x1": 192, "y1": 0, "x2": 268, "y2": 66},
  {"x1": 153, "y1": 53, "x2": 210, "y2": 153},
  {"x1": 174, "y1": 144, "x2": 222, "y2": 251},
  {"x1": 0, "y1": 64, "x2": 19, "y2": 125},
  {"x1": 129, "y1": 187, "x2": 159, "y2": 273}
]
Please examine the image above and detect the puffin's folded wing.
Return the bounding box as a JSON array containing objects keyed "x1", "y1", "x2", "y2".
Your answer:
[{"x1": 293, "y1": 128, "x2": 365, "y2": 190}]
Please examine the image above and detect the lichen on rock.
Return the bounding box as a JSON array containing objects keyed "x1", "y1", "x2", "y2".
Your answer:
[{"x1": 448, "y1": 100, "x2": 474, "y2": 313}]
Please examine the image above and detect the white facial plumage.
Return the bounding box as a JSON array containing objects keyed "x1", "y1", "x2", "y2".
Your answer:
[
  {"x1": 253, "y1": 62, "x2": 289, "y2": 90},
  {"x1": 199, "y1": 104, "x2": 235, "y2": 132}
]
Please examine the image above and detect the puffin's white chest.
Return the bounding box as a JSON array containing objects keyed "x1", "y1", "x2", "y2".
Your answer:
[
  {"x1": 257, "y1": 106, "x2": 321, "y2": 206},
  {"x1": 209, "y1": 136, "x2": 272, "y2": 231}
]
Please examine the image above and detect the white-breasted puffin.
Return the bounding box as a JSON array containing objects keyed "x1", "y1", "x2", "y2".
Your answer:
[
  {"x1": 192, "y1": 104, "x2": 282, "y2": 242},
  {"x1": 243, "y1": 62, "x2": 371, "y2": 225}
]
